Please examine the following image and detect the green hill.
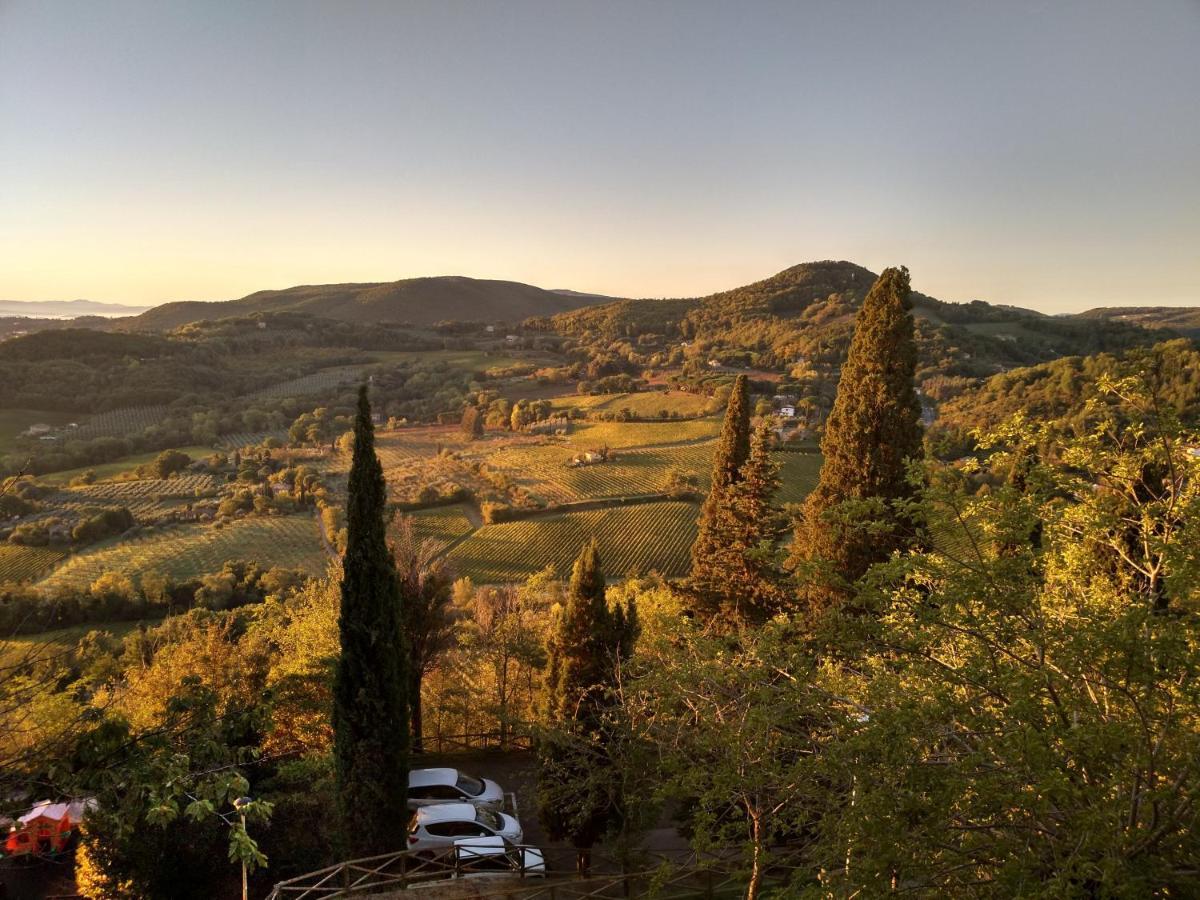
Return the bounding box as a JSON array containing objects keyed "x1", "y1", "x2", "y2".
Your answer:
[
  {"x1": 541, "y1": 260, "x2": 1166, "y2": 386},
  {"x1": 1072, "y1": 306, "x2": 1200, "y2": 338},
  {"x1": 126, "y1": 276, "x2": 609, "y2": 330}
]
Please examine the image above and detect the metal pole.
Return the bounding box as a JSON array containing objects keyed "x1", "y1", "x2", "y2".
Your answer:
[{"x1": 240, "y1": 809, "x2": 248, "y2": 900}]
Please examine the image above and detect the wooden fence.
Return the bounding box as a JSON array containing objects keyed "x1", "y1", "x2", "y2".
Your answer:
[
  {"x1": 414, "y1": 728, "x2": 533, "y2": 755},
  {"x1": 266, "y1": 846, "x2": 768, "y2": 900}
]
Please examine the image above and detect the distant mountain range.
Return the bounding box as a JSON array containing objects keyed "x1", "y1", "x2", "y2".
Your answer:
[
  {"x1": 10, "y1": 268, "x2": 1198, "y2": 346},
  {"x1": 0, "y1": 299, "x2": 151, "y2": 318},
  {"x1": 122, "y1": 276, "x2": 609, "y2": 330}
]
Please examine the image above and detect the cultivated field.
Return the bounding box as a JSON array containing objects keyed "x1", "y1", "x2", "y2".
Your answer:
[
  {"x1": 72, "y1": 474, "x2": 219, "y2": 502},
  {"x1": 445, "y1": 500, "x2": 699, "y2": 583},
  {"x1": 249, "y1": 366, "x2": 368, "y2": 399},
  {"x1": 404, "y1": 505, "x2": 477, "y2": 553},
  {"x1": 0, "y1": 545, "x2": 66, "y2": 584},
  {"x1": 72, "y1": 406, "x2": 172, "y2": 441},
  {"x1": 37, "y1": 514, "x2": 328, "y2": 590},
  {"x1": 774, "y1": 452, "x2": 823, "y2": 504},
  {"x1": 485, "y1": 442, "x2": 716, "y2": 504},
  {"x1": 561, "y1": 418, "x2": 720, "y2": 449},
  {"x1": 38, "y1": 446, "x2": 218, "y2": 486},
  {"x1": 218, "y1": 429, "x2": 288, "y2": 450},
  {"x1": 549, "y1": 391, "x2": 715, "y2": 418}
]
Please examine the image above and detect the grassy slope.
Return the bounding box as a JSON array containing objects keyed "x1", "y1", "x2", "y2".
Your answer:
[
  {"x1": 0, "y1": 409, "x2": 79, "y2": 455},
  {"x1": 38, "y1": 445, "x2": 218, "y2": 486},
  {"x1": 0, "y1": 619, "x2": 150, "y2": 669}
]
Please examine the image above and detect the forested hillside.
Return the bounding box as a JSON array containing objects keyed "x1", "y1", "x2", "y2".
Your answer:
[
  {"x1": 539, "y1": 260, "x2": 1166, "y2": 415},
  {"x1": 930, "y1": 338, "x2": 1200, "y2": 454},
  {"x1": 125, "y1": 276, "x2": 605, "y2": 330}
]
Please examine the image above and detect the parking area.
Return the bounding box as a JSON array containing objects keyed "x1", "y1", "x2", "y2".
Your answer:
[{"x1": 412, "y1": 750, "x2": 687, "y2": 857}]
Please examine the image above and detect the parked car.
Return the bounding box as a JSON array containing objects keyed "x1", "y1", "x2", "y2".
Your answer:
[
  {"x1": 407, "y1": 836, "x2": 545, "y2": 887},
  {"x1": 407, "y1": 767, "x2": 504, "y2": 810},
  {"x1": 407, "y1": 803, "x2": 522, "y2": 854}
]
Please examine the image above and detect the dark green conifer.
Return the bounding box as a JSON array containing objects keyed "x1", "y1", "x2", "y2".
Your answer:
[
  {"x1": 539, "y1": 540, "x2": 638, "y2": 872},
  {"x1": 790, "y1": 266, "x2": 923, "y2": 606},
  {"x1": 690, "y1": 374, "x2": 751, "y2": 579},
  {"x1": 332, "y1": 385, "x2": 410, "y2": 857},
  {"x1": 711, "y1": 374, "x2": 752, "y2": 490}
]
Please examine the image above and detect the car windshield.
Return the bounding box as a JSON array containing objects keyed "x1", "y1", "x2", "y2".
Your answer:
[
  {"x1": 475, "y1": 808, "x2": 503, "y2": 831},
  {"x1": 456, "y1": 773, "x2": 486, "y2": 796}
]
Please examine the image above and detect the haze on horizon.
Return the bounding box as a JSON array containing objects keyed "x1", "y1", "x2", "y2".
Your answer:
[{"x1": 1, "y1": 0, "x2": 1197, "y2": 314}]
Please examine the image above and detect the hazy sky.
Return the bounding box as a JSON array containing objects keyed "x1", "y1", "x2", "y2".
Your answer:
[{"x1": 2, "y1": 1, "x2": 1198, "y2": 312}]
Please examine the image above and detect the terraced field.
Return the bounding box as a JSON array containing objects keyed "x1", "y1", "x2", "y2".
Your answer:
[
  {"x1": 37, "y1": 515, "x2": 327, "y2": 590},
  {"x1": 0, "y1": 545, "x2": 66, "y2": 584},
  {"x1": 445, "y1": 500, "x2": 698, "y2": 583}
]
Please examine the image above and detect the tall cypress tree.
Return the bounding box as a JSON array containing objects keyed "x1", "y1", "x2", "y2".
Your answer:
[
  {"x1": 539, "y1": 540, "x2": 638, "y2": 872},
  {"x1": 332, "y1": 385, "x2": 410, "y2": 857},
  {"x1": 710, "y1": 374, "x2": 752, "y2": 490},
  {"x1": 690, "y1": 374, "x2": 751, "y2": 580},
  {"x1": 790, "y1": 266, "x2": 923, "y2": 606}
]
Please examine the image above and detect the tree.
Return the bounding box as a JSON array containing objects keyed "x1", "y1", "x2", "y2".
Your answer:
[
  {"x1": 538, "y1": 541, "x2": 639, "y2": 872},
  {"x1": 688, "y1": 381, "x2": 783, "y2": 621},
  {"x1": 790, "y1": 266, "x2": 923, "y2": 608},
  {"x1": 388, "y1": 515, "x2": 457, "y2": 752},
  {"x1": 689, "y1": 374, "x2": 751, "y2": 582},
  {"x1": 331, "y1": 385, "x2": 410, "y2": 857},
  {"x1": 804, "y1": 389, "x2": 1200, "y2": 895},
  {"x1": 461, "y1": 404, "x2": 484, "y2": 440}
]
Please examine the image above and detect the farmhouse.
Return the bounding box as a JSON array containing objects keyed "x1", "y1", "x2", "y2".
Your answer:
[
  {"x1": 22, "y1": 423, "x2": 52, "y2": 437},
  {"x1": 5, "y1": 798, "x2": 94, "y2": 857}
]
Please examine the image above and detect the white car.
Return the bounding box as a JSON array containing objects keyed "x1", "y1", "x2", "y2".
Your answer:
[
  {"x1": 407, "y1": 803, "x2": 523, "y2": 854},
  {"x1": 407, "y1": 768, "x2": 504, "y2": 810},
  {"x1": 427, "y1": 837, "x2": 545, "y2": 880}
]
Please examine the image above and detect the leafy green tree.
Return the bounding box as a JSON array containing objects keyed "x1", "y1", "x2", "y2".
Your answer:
[
  {"x1": 331, "y1": 386, "x2": 410, "y2": 857},
  {"x1": 388, "y1": 515, "x2": 457, "y2": 752},
  {"x1": 803, "y1": 381, "x2": 1200, "y2": 896},
  {"x1": 72, "y1": 681, "x2": 274, "y2": 900},
  {"x1": 538, "y1": 541, "x2": 638, "y2": 872},
  {"x1": 790, "y1": 266, "x2": 923, "y2": 608}
]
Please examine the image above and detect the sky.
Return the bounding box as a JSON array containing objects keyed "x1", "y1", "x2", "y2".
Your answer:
[{"x1": 1, "y1": 1, "x2": 1198, "y2": 313}]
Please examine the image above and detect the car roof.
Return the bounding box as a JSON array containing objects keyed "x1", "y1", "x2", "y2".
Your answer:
[
  {"x1": 416, "y1": 802, "x2": 478, "y2": 823},
  {"x1": 409, "y1": 768, "x2": 459, "y2": 789}
]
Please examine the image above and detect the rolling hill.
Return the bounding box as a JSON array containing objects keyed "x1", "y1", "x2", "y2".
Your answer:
[
  {"x1": 1074, "y1": 306, "x2": 1200, "y2": 338},
  {"x1": 541, "y1": 260, "x2": 1168, "y2": 383},
  {"x1": 124, "y1": 276, "x2": 610, "y2": 330}
]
